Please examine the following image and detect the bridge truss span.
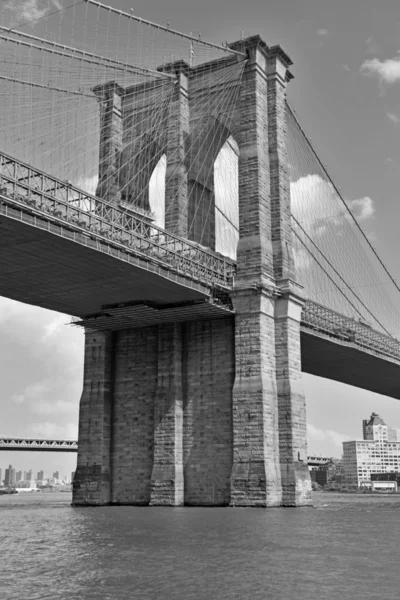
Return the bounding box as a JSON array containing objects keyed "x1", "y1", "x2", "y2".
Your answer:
[
  {"x1": 0, "y1": 151, "x2": 235, "y2": 293},
  {"x1": 0, "y1": 438, "x2": 78, "y2": 452}
]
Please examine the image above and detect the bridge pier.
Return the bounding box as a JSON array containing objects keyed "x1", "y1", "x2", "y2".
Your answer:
[
  {"x1": 73, "y1": 35, "x2": 311, "y2": 508},
  {"x1": 149, "y1": 323, "x2": 184, "y2": 506},
  {"x1": 73, "y1": 319, "x2": 235, "y2": 506},
  {"x1": 275, "y1": 291, "x2": 311, "y2": 506},
  {"x1": 73, "y1": 331, "x2": 113, "y2": 505}
]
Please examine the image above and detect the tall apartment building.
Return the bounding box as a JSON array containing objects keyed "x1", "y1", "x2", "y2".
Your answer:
[
  {"x1": 16, "y1": 470, "x2": 23, "y2": 482},
  {"x1": 26, "y1": 469, "x2": 32, "y2": 481},
  {"x1": 4, "y1": 465, "x2": 16, "y2": 487},
  {"x1": 53, "y1": 471, "x2": 59, "y2": 480},
  {"x1": 37, "y1": 470, "x2": 44, "y2": 482},
  {"x1": 343, "y1": 413, "x2": 400, "y2": 488}
]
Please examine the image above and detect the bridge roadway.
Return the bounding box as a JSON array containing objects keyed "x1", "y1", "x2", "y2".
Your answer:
[{"x1": 1, "y1": 151, "x2": 400, "y2": 399}]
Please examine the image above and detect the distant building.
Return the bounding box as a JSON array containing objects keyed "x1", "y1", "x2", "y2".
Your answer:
[
  {"x1": 343, "y1": 413, "x2": 400, "y2": 489},
  {"x1": 310, "y1": 469, "x2": 328, "y2": 486},
  {"x1": 16, "y1": 470, "x2": 23, "y2": 482},
  {"x1": 26, "y1": 469, "x2": 32, "y2": 481},
  {"x1": 37, "y1": 470, "x2": 44, "y2": 482},
  {"x1": 4, "y1": 465, "x2": 16, "y2": 486},
  {"x1": 53, "y1": 471, "x2": 59, "y2": 480},
  {"x1": 309, "y1": 459, "x2": 342, "y2": 487}
]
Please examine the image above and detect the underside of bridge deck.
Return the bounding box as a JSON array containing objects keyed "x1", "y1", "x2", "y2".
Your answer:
[
  {"x1": 301, "y1": 329, "x2": 400, "y2": 400},
  {"x1": 0, "y1": 207, "x2": 216, "y2": 317}
]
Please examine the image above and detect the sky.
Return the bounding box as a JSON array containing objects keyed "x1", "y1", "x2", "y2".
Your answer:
[{"x1": 3, "y1": 0, "x2": 400, "y2": 476}]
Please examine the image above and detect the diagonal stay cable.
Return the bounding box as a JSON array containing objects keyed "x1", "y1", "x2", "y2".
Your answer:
[
  {"x1": 287, "y1": 101, "x2": 400, "y2": 298},
  {"x1": 292, "y1": 214, "x2": 394, "y2": 337}
]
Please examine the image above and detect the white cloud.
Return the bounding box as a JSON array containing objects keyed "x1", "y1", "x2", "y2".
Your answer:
[
  {"x1": 12, "y1": 381, "x2": 49, "y2": 406},
  {"x1": 0, "y1": 298, "x2": 83, "y2": 443},
  {"x1": 317, "y1": 28, "x2": 328, "y2": 36},
  {"x1": 32, "y1": 397, "x2": 78, "y2": 416},
  {"x1": 76, "y1": 174, "x2": 98, "y2": 196},
  {"x1": 293, "y1": 246, "x2": 312, "y2": 271},
  {"x1": 347, "y1": 196, "x2": 375, "y2": 221},
  {"x1": 43, "y1": 314, "x2": 68, "y2": 340},
  {"x1": 365, "y1": 36, "x2": 380, "y2": 55},
  {"x1": 4, "y1": 0, "x2": 62, "y2": 27},
  {"x1": 387, "y1": 112, "x2": 400, "y2": 126},
  {"x1": 11, "y1": 376, "x2": 78, "y2": 417},
  {"x1": 291, "y1": 175, "x2": 375, "y2": 229},
  {"x1": 30, "y1": 421, "x2": 78, "y2": 440},
  {"x1": 307, "y1": 423, "x2": 352, "y2": 456},
  {"x1": 291, "y1": 174, "x2": 338, "y2": 228},
  {"x1": 361, "y1": 55, "x2": 400, "y2": 84}
]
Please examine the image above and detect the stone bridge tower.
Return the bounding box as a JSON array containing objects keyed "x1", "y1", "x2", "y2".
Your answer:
[{"x1": 73, "y1": 36, "x2": 311, "y2": 508}]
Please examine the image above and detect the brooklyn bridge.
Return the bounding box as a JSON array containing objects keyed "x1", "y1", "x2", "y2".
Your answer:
[{"x1": 1, "y1": 0, "x2": 400, "y2": 507}]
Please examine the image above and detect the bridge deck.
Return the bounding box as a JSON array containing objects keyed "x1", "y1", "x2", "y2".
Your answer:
[
  {"x1": 301, "y1": 329, "x2": 400, "y2": 399},
  {"x1": 2, "y1": 153, "x2": 400, "y2": 399},
  {"x1": 0, "y1": 151, "x2": 234, "y2": 316},
  {"x1": 0, "y1": 201, "x2": 216, "y2": 316}
]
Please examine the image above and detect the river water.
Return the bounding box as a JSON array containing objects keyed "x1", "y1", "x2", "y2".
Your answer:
[{"x1": 1, "y1": 491, "x2": 399, "y2": 600}]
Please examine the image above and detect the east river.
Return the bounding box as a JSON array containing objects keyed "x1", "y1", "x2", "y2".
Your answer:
[{"x1": 1, "y1": 491, "x2": 399, "y2": 599}]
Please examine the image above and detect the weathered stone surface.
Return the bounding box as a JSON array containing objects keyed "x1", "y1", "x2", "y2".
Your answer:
[
  {"x1": 73, "y1": 330, "x2": 113, "y2": 505},
  {"x1": 183, "y1": 319, "x2": 234, "y2": 506},
  {"x1": 150, "y1": 323, "x2": 184, "y2": 506},
  {"x1": 111, "y1": 327, "x2": 157, "y2": 505},
  {"x1": 74, "y1": 35, "x2": 311, "y2": 508},
  {"x1": 230, "y1": 289, "x2": 282, "y2": 507}
]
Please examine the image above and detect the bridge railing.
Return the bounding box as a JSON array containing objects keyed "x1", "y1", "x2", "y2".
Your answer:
[
  {"x1": 0, "y1": 151, "x2": 235, "y2": 289},
  {"x1": 302, "y1": 300, "x2": 400, "y2": 362}
]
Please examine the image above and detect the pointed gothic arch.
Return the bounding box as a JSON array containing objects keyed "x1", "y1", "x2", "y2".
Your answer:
[
  {"x1": 186, "y1": 116, "x2": 237, "y2": 249},
  {"x1": 214, "y1": 136, "x2": 239, "y2": 259},
  {"x1": 148, "y1": 154, "x2": 166, "y2": 229}
]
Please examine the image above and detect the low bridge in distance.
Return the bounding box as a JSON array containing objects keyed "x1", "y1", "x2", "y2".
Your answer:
[{"x1": 0, "y1": 438, "x2": 331, "y2": 467}]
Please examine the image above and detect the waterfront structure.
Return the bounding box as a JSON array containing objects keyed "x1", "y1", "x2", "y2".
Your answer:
[{"x1": 342, "y1": 413, "x2": 400, "y2": 489}]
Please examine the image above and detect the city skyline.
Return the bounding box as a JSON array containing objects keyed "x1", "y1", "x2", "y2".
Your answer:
[{"x1": 1, "y1": 462, "x2": 73, "y2": 481}]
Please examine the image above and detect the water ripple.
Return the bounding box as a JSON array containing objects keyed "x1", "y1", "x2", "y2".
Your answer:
[{"x1": 1, "y1": 491, "x2": 399, "y2": 600}]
